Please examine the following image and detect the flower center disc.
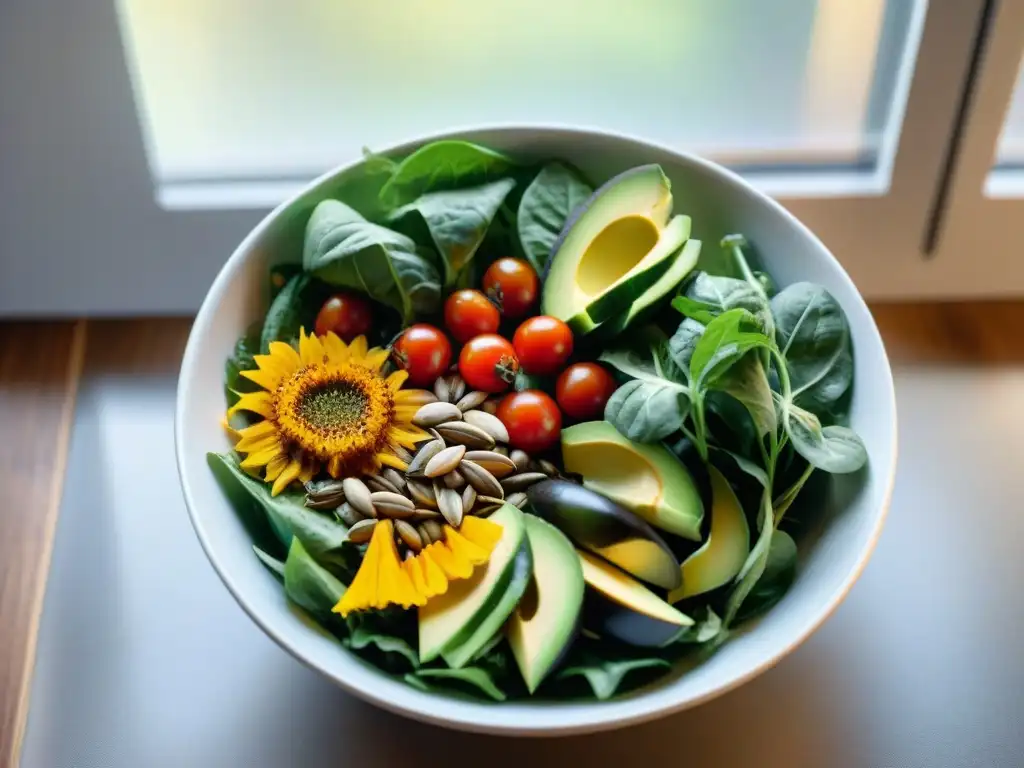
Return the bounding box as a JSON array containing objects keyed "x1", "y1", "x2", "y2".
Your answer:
[{"x1": 297, "y1": 382, "x2": 368, "y2": 432}]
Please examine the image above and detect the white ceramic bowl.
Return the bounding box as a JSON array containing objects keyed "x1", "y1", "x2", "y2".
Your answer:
[{"x1": 175, "y1": 126, "x2": 897, "y2": 736}]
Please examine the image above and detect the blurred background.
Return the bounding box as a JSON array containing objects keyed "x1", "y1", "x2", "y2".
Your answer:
[{"x1": 4, "y1": 1, "x2": 1024, "y2": 767}]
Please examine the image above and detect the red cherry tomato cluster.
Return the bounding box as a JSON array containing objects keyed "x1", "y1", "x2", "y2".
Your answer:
[{"x1": 315, "y1": 259, "x2": 619, "y2": 454}]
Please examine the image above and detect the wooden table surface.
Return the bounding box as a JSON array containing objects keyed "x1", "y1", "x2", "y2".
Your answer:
[{"x1": 1, "y1": 303, "x2": 1021, "y2": 767}]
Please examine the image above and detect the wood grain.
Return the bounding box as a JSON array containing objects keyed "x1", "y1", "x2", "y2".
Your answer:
[
  {"x1": 0, "y1": 321, "x2": 85, "y2": 768},
  {"x1": 0, "y1": 304, "x2": 1019, "y2": 764}
]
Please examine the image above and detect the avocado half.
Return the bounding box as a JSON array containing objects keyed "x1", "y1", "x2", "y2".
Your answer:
[
  {"x1": 527, "y1": 479, "x2": 681, "y2": 589},
  {"x1": 668, "y1": 465, "x2": 751, "y2": 602},
  {"x1": 541, "y1": 165, "x2": 691, "y2": 334},
  {"x1": 507, "y1": 515, "x2": 585, "y2": 693},
  {"x1": 579, "y1": 550, "x2": 693, "y2": 647},
  {"x1": 561, "y1": 421, "x2": 704, "y2": 541},
  {"x1": 418, "y1": 503, "x2": 527, "y2": 663}
]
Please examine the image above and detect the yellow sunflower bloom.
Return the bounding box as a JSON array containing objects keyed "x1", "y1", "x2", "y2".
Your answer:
[
  {"x1": 333, "y1": 516, "x2": 504, "y2": 617},
  {"x1": 227, "y1": 329, "x2": 431, "y2": 495}
]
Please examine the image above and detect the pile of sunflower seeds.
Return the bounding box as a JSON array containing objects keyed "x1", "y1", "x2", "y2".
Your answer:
[{"x1": 303, "y1": 373, "x2": 571, "y2": 557}]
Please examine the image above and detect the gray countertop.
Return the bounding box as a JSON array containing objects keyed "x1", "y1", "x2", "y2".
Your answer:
[{"x1": 20, "y1": 362, "x2": 1024, "y2": 767}]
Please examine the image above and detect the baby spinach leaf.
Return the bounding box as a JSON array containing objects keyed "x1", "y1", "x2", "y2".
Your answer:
[
  {"x1": 387, "y1": 177, "x2": 516, "y2": 288},
  {"x1": 734, "y1": 530, "x2": 798, "y2": 624},
  {"x1": 604, "y1": 378, "x2": 690, "y2": 443},
  {"x1": 675, "y1": 606, "x2": 723, "y2": 644},
  {"x1": 771, "y1": 282, "x2": 853, "y2": 418},
  {"x1": 260, "y1": 273, "x2": 331, "y2": 352},
  {"x1": 517, "y1": 162, "x2": 593, "y2": 273},
  {"x1": 712, "y1": 446, "x2": 769, "y2": 488},
  {"x1": 557, "y1": 655, "x2": 671, "y2": 700},
  {"x1": 207, "y1": 453, "x2": 354, "y2": 574},
  {"x1": 409, "y1": 667, "x2": 508, "y2": 702},
  {"x1": 599, "y1": 346, "x2": 664, "y2": 384},
  {"x1": 224, "y1": 323, "x2": 261, "y2": 406},
  {"x1": 378, "y1": 140, "x2": 516, "y2": 207},
  {"x1": 689, "y1": 309, "x2": 773, "y2": 389},
  {"x1": 667, "y1": 317, "x2": 705, "y2": 379},
  {"x1": 283, "y1": 537, "x2": 347, "y2": 618},
  {"x1": 782, "y1": 404, "x2": 867, "y2": 474},
  {"x1": 253, "y1": 545, "x2": 286, "y2": 579},
  {"x1": 346, "y1": 625, "x2": 420, "y2": 671},
  {"x1": 713, "y1": 351, "x2": 776, "y2": 438},
  {"x1": 673, "y1": 270, "x2": 769, "y2": 325},
  {"x1": 304, "y1": 200, "x2": 442, "y2": 323},
  {"x1": 723, "y1": 493, "x2": 776, "y2": 626}
]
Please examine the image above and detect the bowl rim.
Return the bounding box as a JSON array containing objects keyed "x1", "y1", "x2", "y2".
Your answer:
[{"x1": 175, "y1": 122, "x2": 898, "y2": 735}]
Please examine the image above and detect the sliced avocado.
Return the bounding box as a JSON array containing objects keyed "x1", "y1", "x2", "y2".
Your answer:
[
  {"x1": 418, "y1": 504, "x2": 526, "y2": 663},
  {"x1": 561, "y1": 421, "x2": 704, "y2": 541},
  {"x1": 442, "y1": 542, "x2": 533, "y2": 669},
  {"x1": 600, "y1": 239, "x2": 702, "y2": 337},
  {"x1": 542, "y1": 165, "x2": 691, "y2": 330},
  {"x1": 527, "y1": 479, "x2": 680, "y2": 590},
  {"x1": 669, "y1": 466, "x2": 751, "y2": 602},
  {"x1": 579, "y1": 550, "x2": 692, "y2": 647},
  {"x1": 507, "y1": 515, "x2": 585, "y2": 693}
]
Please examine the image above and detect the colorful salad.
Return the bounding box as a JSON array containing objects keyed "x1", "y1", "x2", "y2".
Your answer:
[{"x1": 208, "y1": 140, "x2": 867, "y2": 703}]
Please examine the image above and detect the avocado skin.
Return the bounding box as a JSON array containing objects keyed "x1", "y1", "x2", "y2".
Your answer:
[
  {"x1": 583, "y1": 591, "x2": 686, "y2": 648},
  {"x1": 542, "y1": 164, "x2": 666, "y2": 283},
  {"x1": 527, "y1": 480, "x2": 681, "y2": 590}
]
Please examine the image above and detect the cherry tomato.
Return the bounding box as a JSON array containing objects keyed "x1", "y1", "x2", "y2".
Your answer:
[
  {"x1": 482, "y1": 258, "x2": 538, "y2": 319},
  {"x1": 556, "y1": 363, "x2": 617, "y2": 420},
  {"x1": 444, "y1": 289, "x2": 501, "y2": 343},
  {"x1": 458, "y1": 334, "x2": 519, "y2": 393},
  {"x1": 496, "y1": 390, "x2": 562, "y2": 453},
  {"x1": 314, "y1": 292, "x2": 372, "y2": 342},
  {"x1": 513, "y1": 316, "x2": 574, "y2": 375},
  {"x1": 392, "y1": 324, "x2": 452, "y2": 387}
]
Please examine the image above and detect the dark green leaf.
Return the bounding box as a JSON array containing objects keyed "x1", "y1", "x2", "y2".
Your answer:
[
  {"x1": 346, "y1": 625, "x2": 420, "y2": 670},
  {"x1": 253, "y1": 545, "x2": 286, "y2": 579},
  {"x1": 268, "y1": 263, "x2": 302, "y2": 300},
  {"x1": 771, "y1": 282, "x2": 853, "y2": 418},
  {"x1": 604, "y1": 379, "x2": 690, "y2": 443},
  {"x1": 667, "y1": 317, "x2": 705, "y2": 379},
  {"x1": 224, "y1": 324, "x2": 261, "y2": 406},
  {"x1": 713, "y1": 352, "x2": 777, "y2": 437},
  {"x1": 304, "y1": 200, "x2": 442, "y2": 323},
  {"x1": 734, "y1": 530, "x2": 798, "y2": 623},
  {"x1": 387, "y1": 177, "x2": 516, "y2": 288},
  {"x1": 712, "y1": 446, "x2": 769, "y2": 488},
  {"x1": 517, "y1": 162, "x2": 593, "y2": 273},
  {"x1": 689, "y1": 309, "x2": 773, "y2": 389},
  {"x1": 723, "y1": 493, "x2": 775, "y2": 626},
  {"x1": 260, "y1": 273, "x2": 331, "y2": 352},
  {"x1": 675, "y1": 606, "x2": 723, "y2": 644},
  {"x1": 378, "y1": 140, "x2": 516, "y2": 207},
  {"x1": 557, "y1": 655, "x2": 671, "y2": 700},
  {"x1": 283, "y1": 537, "x2": 347, "y2": 618},
  {"x1": 783, "y1": 404, "x2": 867, "y2": 473},
  {"x1": 672, "y1": 272, "x2": 765, "y2": 325},
  {"x1": 409, "y1": 667, "x2": 508, "y2": 702}
]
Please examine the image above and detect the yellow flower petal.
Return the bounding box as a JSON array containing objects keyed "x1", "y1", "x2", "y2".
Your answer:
[
  {"x1": 237, "y1": 418, "x2": 278, "y2": 440},
  {"x1": 322, "y1": 332, "x2": 349, "y2": 364},
  {"x1": 268, "y1": 341, "x2": 303, "y2": 372},
  {"x1": 298, "y1": 462, "x2": 316, "y2": 484},
  {"x1": 426, "y1": 541, "x2": 473, "y2": 580},
  {"x1": 271, "y1": 458, "x2": 302, "y2": 495},
  {"x1": 374, "y1": 522, "x2": 424, "y2": 608},
  {"x1": 299, "y1": 329, "x2": 325, "y2": 366},
  {"x1": 444, "y1": 526, "x2": 490, "y2": 565},
  {"x1": 348, "y1": 335, "x2": 368, "y2": 360},
  {"x1": 376, "y1": 452, "x2": 408, "y2": 471},
  {"x1": 388, "y1": 426, "x2": 429, "y2": 449},
  {"x1": 459, "y1": 516, "x2": 504, "y2": 551},
  {"x1": 228, "y1": 391, "x2": 276, "y2": 419},
  {"x1": 335, "y1": 520, "x2": 387, "y2": 617},
  {"x1": 404, "y1": 557, "x2": 430, "y2": 600},
  {"x1": 327, "y1": 456, "x2": 344, "y2": 478},
  {"x1": 363, "y1": 347, "x2": 390, "y2": 372},
  {"x1": 235, "y1": 433, "x2": 281, "y2": 454},
  {"x1": 263, "y1": 454, "x2": 290, "y2": 482},
  {"x1": 221, "y1": 417, "x2": 243, "y2": 443},
  {"x1": 418, "y1": 550, "x2": 449, "y2": 597},
  {"x1": 239, "y1": 445, "x2": 284, "y2": 470},
  {"x1": 240, "y1": 367, "x2": 285, "y2": 392},
  {"x1": 395, "y1": 387, "x2": 435, "y2": 405}
]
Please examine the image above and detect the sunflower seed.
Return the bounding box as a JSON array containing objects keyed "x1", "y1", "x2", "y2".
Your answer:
[
  {"x1": 424, "y1": 444, "x2": 466, "y2": 478},
  {"x1": 459, "y1": 460, "x2": 504, "y2": 499},
  {"x1": 445, "y1": 373, "x2": 466, "y2": 404},
  {"x1": 420, "y1": 520, "x2": 443, "y2": 544},
  {"x1": 500, "y1": 472, "x2": 548, "y2": 494},
  {"x1": 376, "y1": 503, "x2": 416, "y2": 520},
  {"x1": 480, "y1": 397, "x2": 500, "y2": 415},
  {"x1": 406, "y1": 439, "x2": 445, "y2": 477},
  {"x1": 463, "y1": 450, "x2": 517, "y2": 478},
  {"x1": 402, "y1": 389, "x2": 439, "y2": 406},
  {"x1": 463, "y1": 410, "x2": 509, "y2": 443},
  {"x1": 427, "y1": 427, "x2": 444, "y2": 444},
  {"x1": 382, "y1": 467, "x2": 407, "y2": 494},
  {"x1": 433, "y1": 376, "x2": 450, "y2": 402},
  {"x1": 413, "y1": 401, "x2": 463, "y2": 428},
  {"x1": 461, "y1": 485, "x2": 477, "y2": 514},
  {"x1": 365, "y1": 475, "x2": 400, "y2": 495},
  {"x1": 342, "y1": 478, "x2": 375, "y2": 518},
  {"x1": 412, "y1": 508, "x2": 441, "y2": 522},
  {"x1": 305, "y1": 494, "x2": 344, "y2": 511},
  {"x1": 444, "y1": 469, "x2": 467, "y2": 489},
  {"x1": 336, "y1": 502, "x2": 364, "y2": 527},
  {"x1": 509, "y1": 449, "x2": 531, "y2": 473},
  {"x1": 506, "y1": 492, "x2": 528, "y2": 509},
  {"x1": 305, "y1": 479, "x2": 346, "y2": 498},
  {"x1": 395, "y1": 520, "x2": 423, "y2": 551},
  {"x1": 534, "y1": 459, "x2": 560, "y2": 477},
  {"x1": 406, "y1": 478, "x2": 438, "y2": 509},
  {"x1": 393, "y1": 444, "x2": 414, "y2": 464},
  {"x1": 435, "y1": 482, "x2": 464, "y2": 527},
  {"x1": 347, "y1": 518, "x2": 377, "y2": 543},
  {"x1": 455, "y1": 390, "x2": 489, "y2": 412},
  {"x1": 435, "y1": 421, "x2": 495, "y2": 450},
  {"x1": 370, "y1": 491, "x2": 414, "y2": 511},
  {"x1": 473, "y1": 496, "x2": 503, "y2": 517}
]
